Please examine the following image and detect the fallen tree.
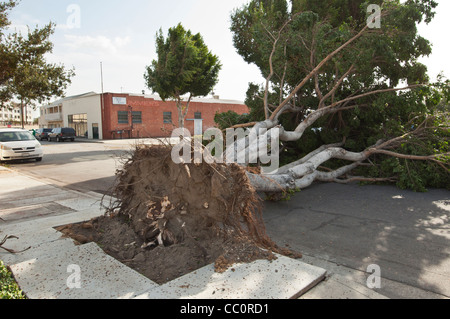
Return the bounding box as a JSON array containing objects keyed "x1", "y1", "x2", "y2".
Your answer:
[
  {"x1": 245, "y1": 116, "x2": 449, "y2": 192},
  {"x1": 216, "y1": 0, "x2": 449, "y2": 193},
  {"x1": 66, "y1": 1, "x2": 448, "y2": 278},
  {"x1": 93, "y1": 144, "x2": 300, "y2": 280}
]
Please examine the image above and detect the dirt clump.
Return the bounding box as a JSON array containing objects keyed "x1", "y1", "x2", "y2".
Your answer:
[{"x1": 57, "y1": 144, "x2": 300, "y2": 284}]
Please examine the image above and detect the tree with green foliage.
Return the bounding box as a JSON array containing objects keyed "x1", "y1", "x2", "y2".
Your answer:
[
  {"x1": 144, "y1": 23, "x2": 222, "y2": 129},
  {"x1": 216, "y1": 0, "x2": 449, "y2": 192},
  {"x1": 0, "y1": 0, "x2": 75, "y2": 126},
  {"x1": 0, "y1": 0, "x2": 19, "y2": 100}
]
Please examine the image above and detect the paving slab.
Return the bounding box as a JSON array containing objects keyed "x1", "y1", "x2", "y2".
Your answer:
[
  {"x1": 9, "y1": 243, "x2": 158, "y2": 299},
  {"x1": 55, "y1": 197, "x2": 105, "y2": 212},
  {"x1": 0, "y1": 202, "x2": 77, "y2": 222},
  {"x1": 300, "y1": 274, "x2": 388, "y2": 299},
  {"x1": 0, "y1": 208, "x2": 105, "y2": 265},
  {"x1": 0, "y1": 189, "x2": 80, "y2": 209},
  {"x1": 136, "y1": 255, "x2": 326, "y2": 299},
  {"x1": 0, "y1": 170, "x2": 49, "y2": 194},
  {"x1": 1, "y1": 207, "x2": 104, "y2": 234},
  {"x1": 0, "y1": 228, "x2": 67, "y2": 265},
  {"x1": 3, "y1": 205, "x2": 328, "y2": 299},
  {"x1": 0, "y1": 237, "x2": 77, "y2": 266}
]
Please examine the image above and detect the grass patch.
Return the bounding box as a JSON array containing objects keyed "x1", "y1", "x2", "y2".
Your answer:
[{"x1": 0, "y1": 260, "x2": 26, "y2": 299}]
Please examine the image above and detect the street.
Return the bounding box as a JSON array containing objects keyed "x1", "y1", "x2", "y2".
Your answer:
[
  {"x1": 263, "y1": 182, "x2": 450, "y2": 298},
  {"x1": 4, "y1": 139, "x2": 450, "y2": 299},
  {"x1": 6, "y1": 139, "x2": 137, "y2": 195}
]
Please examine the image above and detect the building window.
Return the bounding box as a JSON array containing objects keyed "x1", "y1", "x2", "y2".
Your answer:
[
  {"x1": 68, "y1": 114, "x2": 88, "y2": 137},
  {"x1": 194, "y1": 112, "x2": 202, "y2": 120},
  {"x1": 118, "y1": 111, "x2": 128, "y2": 124},
  {"x1": 163, "y1": 112, "x2": 172, "y2": 124},
  {"x1": 132, "y1": 111, "x2": 142, "y2": 124}
]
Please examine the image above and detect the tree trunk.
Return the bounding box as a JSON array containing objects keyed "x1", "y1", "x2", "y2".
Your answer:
[
  {"x1": 176, "y1": 94, "x2": 193, "y2": 130},
  {"x1": 178, "y1": 106, "x2": 185, "y2": 129},
  {"x1": 229, "y1": 124, "x2": 448, "y2": 194}
]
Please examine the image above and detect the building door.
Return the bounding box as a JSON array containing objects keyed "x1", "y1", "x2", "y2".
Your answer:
[
  {"x1": 194, "y1": 119, "x2": 203, "y2": 137},
  {"x1": 92, "y1": 123, "x2": 99, "y2": 139}
]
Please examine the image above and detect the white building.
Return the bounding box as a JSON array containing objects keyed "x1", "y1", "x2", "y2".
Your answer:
[
  {"x1": 0, "y1": 103, "x2": 33, "y2": 126},
  {"x1": 39, "y1": 92, "x2": 102, "y2": 139}
]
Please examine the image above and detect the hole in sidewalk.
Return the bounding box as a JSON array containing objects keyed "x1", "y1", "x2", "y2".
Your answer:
[
  {"x1": 54, "y1": 145, "x2": 301, "y2": 285},
  {"x1": 54, "y1": 215, "x2": 279, "y2": 285}
]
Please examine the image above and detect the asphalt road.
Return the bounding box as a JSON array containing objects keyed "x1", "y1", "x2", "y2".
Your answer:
[
  {"x1": 6, "y1": 139, "x2": 128, "y2": 195},
  {"x1": 263, "y1": 182, "x2": 450, "y2": 298},
  {"x1": 6, "y1": 139, "x2": 450, "y2": 299}
]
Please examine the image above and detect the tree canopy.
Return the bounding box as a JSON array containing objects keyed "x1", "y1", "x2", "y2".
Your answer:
[
  {"x1": 231, "y1": 0, "x2": 435, "y2": 98},
  {"x1": 216, "y1": 0, "x2": 449, "y2": 191},
  {"x1": 0, "y1": 0, "x2": 74, "y2": 110},
  {"x1": 144, "y1": 23, "x2": 222, "y2": 128}
]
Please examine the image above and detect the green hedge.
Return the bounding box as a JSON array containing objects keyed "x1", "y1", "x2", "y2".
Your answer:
[{"x1": 0, "y1": 260, "x2": 26, "y2": 299}]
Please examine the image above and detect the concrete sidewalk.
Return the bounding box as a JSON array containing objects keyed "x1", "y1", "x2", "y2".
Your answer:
[{"x1": 0, "y1": 165, "x2": 387, "y2": 299}]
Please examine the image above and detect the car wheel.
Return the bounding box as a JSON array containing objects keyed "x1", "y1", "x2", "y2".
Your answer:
[
  {"x1": 71, "y1": 138, "x2": 75, "y2": 142},
  {"x1": 36, "y1": 157, "x2": 42, "y2": 162}
]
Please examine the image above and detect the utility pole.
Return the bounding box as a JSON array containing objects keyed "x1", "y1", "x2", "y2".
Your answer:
[
  {"x1": 100, "y1": 62, "x2": 104, "y2": 96},
  {"x1": 100, "y1": 62, "x2": 104, "y2": 138}
]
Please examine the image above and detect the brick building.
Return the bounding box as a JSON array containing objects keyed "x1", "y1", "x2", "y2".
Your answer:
[{"x1": 39, "y1": 92, "x2": 249, "y2": 140}]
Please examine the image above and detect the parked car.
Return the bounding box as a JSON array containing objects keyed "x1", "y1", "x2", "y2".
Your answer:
[
  {"x1": 0, "y1": 128, "x2": 44, "y2": 162},
  {"x1": 48, "y1": 128, "x2": 76, "y2": 142},
  {"x1": 36, "y1": 128, "x2": 53, "y2": 141}
]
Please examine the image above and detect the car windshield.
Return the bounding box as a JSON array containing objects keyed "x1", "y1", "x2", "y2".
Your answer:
[{"x1": 0, "y1": 131, "x2": 35, "y2": 142}]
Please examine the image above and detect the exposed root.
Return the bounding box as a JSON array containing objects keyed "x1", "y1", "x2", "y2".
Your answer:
[
  {"x1": 107, "y1": 144, "x2": 300, "y2": 272},
  {"x1": 0, "y1": 235, "x2": 31, "y2": 254}
]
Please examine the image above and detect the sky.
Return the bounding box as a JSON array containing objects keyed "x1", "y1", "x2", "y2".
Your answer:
[
  {"x1": 7, "y1": 0, "x2": 262, "y2": 103},
  {"x1": 4, "y1": 0, "x2": 450, "y2": 107}
]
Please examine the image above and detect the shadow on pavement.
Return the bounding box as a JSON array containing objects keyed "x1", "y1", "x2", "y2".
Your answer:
[{"x1": 262, "y1": 182, "x2": 450, "y2": 298}]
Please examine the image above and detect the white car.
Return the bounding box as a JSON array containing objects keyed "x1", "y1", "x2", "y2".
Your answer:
[{"x1": 0, "y1": 128, "x2": 44, "y2": 162}]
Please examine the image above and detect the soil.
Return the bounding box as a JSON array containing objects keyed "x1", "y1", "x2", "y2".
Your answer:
[{"x1": 56, "y1": 144, "x2": 301, "y2": 285}]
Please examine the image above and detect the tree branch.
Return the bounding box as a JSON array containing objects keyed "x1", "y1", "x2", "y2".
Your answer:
[
  {"x1": 369, "y1": 149, "x2": 450, "y2": 164},
  {"x1": 325, "y1": 84, "x2": 423, "y2": 110},
  {"x1": 319, "y1": 64, "x2": 356, "y2": 109},
  {"x1": 261, "y1": 15, "x2": 299, "y2": 120},
  {"x1": 269, "y1": 24, "x2": 369, "y2": 121}
]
